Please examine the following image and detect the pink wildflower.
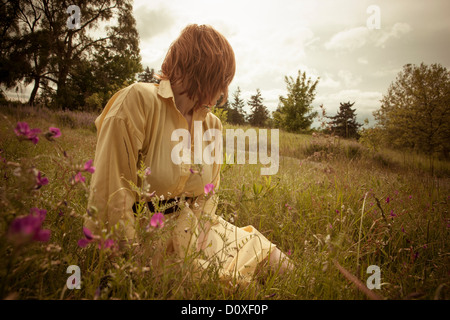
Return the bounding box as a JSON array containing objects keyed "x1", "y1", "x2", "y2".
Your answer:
[
  {"x1": 149, "y1": 212, "x2": 165, "y2": 229},
  {"x1": 83, "y1": 159, "x2": 95, "y2": 173},
  {"x1": 14, "y1": 122, "x2": 41, "y2": 144},
  {"x1": 77, "y1": 227, "x2": 100, "y2": 248},
  {"x1": 45, "y1": 127, "x2": 61, "y2": 141},
  {"x1": 204, "y1": 183, "x2": 215, "y2": 195},
  {"x1": 49, "y1": 127, "x2": 61, "y2": 138},
  {"x1": 74, "y1": 172, "x2": 86, "y2": 183},
  {"x1": 8, "y1": 208, "x2": 51, "y2": 243},
  {"x1": 35, "y1": 170, "x2": 49, "y2": 188}
]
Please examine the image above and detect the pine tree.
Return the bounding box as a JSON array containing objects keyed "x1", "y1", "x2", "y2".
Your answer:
[
  {"x1": 228, "y1": 87, "x2": 247, "y2": 125},
  {"x1": 247, "y1": 89, "x2": 269, "y2": 127},
  {"x1": 327, "y1": 101, "x2": 362, "y2": 139}
]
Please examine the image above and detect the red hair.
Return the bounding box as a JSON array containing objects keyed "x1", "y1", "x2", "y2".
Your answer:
[{"x1": 157, "y1": 24, "x2": 236, "y2": 109}]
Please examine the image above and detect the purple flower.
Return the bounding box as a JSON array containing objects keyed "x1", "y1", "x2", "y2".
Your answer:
[
  {"x1": 74, "y1": 172, "x2": 86, "y2": 183},
  {"x1": 14, "y1": 122, "x2": 41, "y2": 144},
  {"x1": 8, "y1": 208, "x2": 50, "y2": 243},
  {"x1": 27, "y1": 129, "x2": 41, "y2": 144},
  {"x1": 48, "y1": 127, "x2": 61, "y2": 138},
  {"x1": 83, "y1": 227, "x2": 94, "y2": 240},
  {"x1": 144, "y1": 167, "x2": 151, "y2": 176},
  {"x1": 77, "y1": 227, "x2": 96, "y2": 248},
  {"x1": 149, "y1": 212, "x2": 165, "y2": 229},
  {"x1": 386, "y1": 197, "x2": 390, "y2": 204},
  {"x1": 83, "y1": 160, "x2": 95, "y2": 174},
  {"x1": 14, "y1": 122, "x2": 30, "y2": 136},
  {"x1": 35, "y1": 171, "x2": 49, "y2": 188},
  {"x1": 390, "y1": 210, "x2": 396, "y2": 217},
  {"x1": 204, "y1": 183, "x2": 215, "y2": 195},
  {"x1": 408, "y1": 195, "x2": 412, "y2": 200},
  {"x1": 99, "y1": 239, "x2": 116, "y2": 250}
]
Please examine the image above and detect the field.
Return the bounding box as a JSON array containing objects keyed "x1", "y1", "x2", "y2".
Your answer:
[{"x1": 0, "y1": 104, "x2": 449, "y2": 300}]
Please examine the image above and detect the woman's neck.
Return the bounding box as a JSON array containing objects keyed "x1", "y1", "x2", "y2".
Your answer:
[{"x1": 172, "y1": 85, "x2": 196, "y2": 117}]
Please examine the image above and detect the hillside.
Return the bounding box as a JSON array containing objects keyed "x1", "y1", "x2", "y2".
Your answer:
[{"x1": 0, "y1": 105, "x2": 449, "y2": 300}]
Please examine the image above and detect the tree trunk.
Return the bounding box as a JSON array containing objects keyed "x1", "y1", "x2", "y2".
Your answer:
[{"x1": 28, "y1": 76, "x2": 40, "y2": 106}]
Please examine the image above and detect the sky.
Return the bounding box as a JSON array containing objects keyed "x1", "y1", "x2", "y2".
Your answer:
[{"x1": 132, "y1": 0, "x2": 450, "y2": 127}]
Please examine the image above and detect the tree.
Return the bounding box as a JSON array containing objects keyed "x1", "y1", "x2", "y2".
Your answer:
[
  {"x1": 327, "y1": 101, "x2": 362, "y2": 139},
  {"x1": 374, "y1": 63, "x2": 450, "y2": 160},
  {"x1": 0, "y1": 1, "x2": 51, "y2": 105},
  {"x1": 273, "y1": 70, "x2": 319, "y2": 133},
  {"x1": 227, "y1": 87, "x2": 246, "y2": 125},
  {"x1": 247, "y1": 89, "x2": 269, "y2": 127},
  {"x1": 138, "y1": 66, "x2": 159, "y2": 83},
  {"x1": 1, "y1": 0, "x2": 142, "y2": 109}
]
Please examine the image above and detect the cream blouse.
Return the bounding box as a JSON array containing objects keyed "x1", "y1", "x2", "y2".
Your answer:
[{"x1": 86, "y1": 79, "x2": 221, "y2": 240}]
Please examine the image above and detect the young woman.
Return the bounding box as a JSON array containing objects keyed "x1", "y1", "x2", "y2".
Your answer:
[{"x1": 85, "y1": 24, "x2": 291, "y2": 283}]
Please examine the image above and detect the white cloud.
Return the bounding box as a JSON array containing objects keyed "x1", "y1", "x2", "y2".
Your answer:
[
  {"x1": 324, "y1": 27, "x2": 370, "y2": 51},
  {"x1": 318, "y1": 73, "x2": 340, "y2": 89},
  {"x1": 372, "y1": 67, "x2": 402, "y2": 78},
  {"x1": 325, "y1": 23, "x2": 411, "y2": 52},
  {"x1": 338, "y1": 70, "x2": 362, "y2": 87},
  {"x1": 374, "y1": 22, "x2": 412, "y2": 48},
  {"x1": 357, "y1": 57, "x2": 369, "y2": 64}
]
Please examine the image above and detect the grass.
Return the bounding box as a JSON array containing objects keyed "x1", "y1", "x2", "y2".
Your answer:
[{"x1": 0, "y1": 104, "x2": 449, "y2": 300}]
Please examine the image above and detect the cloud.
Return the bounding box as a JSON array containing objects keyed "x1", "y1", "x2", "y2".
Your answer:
[
  {"x1": 372, "y1": 67, "x2": 402, "y2": 78},
  {"x1": 338, "y1": 70, "x2": 362, "y2": 87},
  {"x1": 324, "y1": 23, "x2": 412, "y2": 52},
  {"x1": 318, "y1": 73, "x2": 340, "y2": 89},
  {"x1": 133, "y1": 6, "x2": 175, "y2": 40},
  {"x1": 374, "y1": 22, "x2": 412, "y2": 48},
  {"x1": 357, "y1": 57, "x2": 369, "y2": 64},
  {"x1": 324, "y1": 27, "x2": 370, "y2": 51}
]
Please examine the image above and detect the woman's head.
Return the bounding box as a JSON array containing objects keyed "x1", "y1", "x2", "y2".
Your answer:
[{"x1": 158, "y1": 24, "x2": 236, "y2": 109}]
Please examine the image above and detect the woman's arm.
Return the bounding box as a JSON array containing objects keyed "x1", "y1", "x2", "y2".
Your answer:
[{"x1": 85, "y1": 86, "x2": 147, "y2": 242}]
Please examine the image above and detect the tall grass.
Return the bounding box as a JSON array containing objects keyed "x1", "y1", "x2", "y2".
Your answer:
[{"x1": 0, "y1": 106, "x2": 449, "y2": 300}]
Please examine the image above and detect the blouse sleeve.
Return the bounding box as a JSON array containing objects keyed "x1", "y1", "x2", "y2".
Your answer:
[{"x1": 86, "y1": 86, "x2": 147, "y2": 241}]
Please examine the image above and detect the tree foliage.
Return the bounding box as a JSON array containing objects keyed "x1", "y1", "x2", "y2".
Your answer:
[
  {"x1": 1, "y1": 0, "x2": 142, "y2": 110},
  {"x1": 247, "y1": 89, "x2": 269, "y2": 127},
  {"x1": 227, "y1": 87, "x2": 247, "y2": 125},
  {"x1": 327, "y1": 101, "x2": 362, "y2": 139},
  {"x1": 374, "y1": 63, "x2": 450, "y2": 159},
  {"x1": 273, "y1": 70, "x2": 318, "y2": 133},
  {"x1": 138, "y1": 66, "x2": 160, "y2": 84}
]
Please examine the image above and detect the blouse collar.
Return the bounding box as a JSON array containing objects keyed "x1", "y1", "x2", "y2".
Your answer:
[{"x1": 157, "y1": 79, "x2": 210, "y2": 121}]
